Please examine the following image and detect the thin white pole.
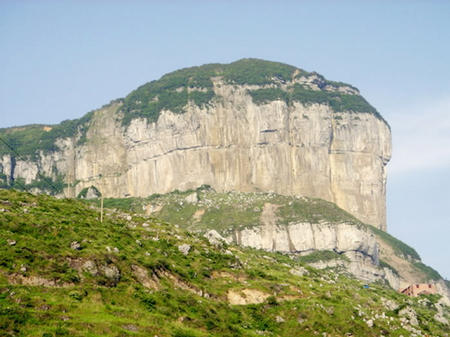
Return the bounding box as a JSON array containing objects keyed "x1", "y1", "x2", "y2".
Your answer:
[{"x1": 100, "y1": 195, "x2": 104, "y2": 223}]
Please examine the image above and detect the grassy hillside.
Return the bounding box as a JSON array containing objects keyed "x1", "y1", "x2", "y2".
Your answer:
[
  {"x1": 84, "y1": 188, "x2": 441, "y2": 284},
  {"x1": 1, "y1": 189, "x2": 448, "y2": 336},
  {"x1": 85, "y1": 187, "x2": 364, "y2": 232}
]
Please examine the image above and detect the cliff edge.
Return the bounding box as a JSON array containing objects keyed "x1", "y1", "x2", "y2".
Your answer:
[{"x1": 0, "y1": 59, "x2": 391, "y2": 229}]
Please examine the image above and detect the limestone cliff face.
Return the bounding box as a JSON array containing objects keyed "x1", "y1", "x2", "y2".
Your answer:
[
  {"x1": 0, "y1": 61, "x2": 391, "y2": 229},
  {"x1": 122, "y1": 82, "x2": 391, "y2": 230}
]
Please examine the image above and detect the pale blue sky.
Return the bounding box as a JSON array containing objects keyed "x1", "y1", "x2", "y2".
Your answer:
[{"x1": 1, "y1": 1, "x2": 449, "y2": 278}]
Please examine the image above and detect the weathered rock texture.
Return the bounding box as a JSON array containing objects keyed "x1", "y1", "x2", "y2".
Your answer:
[
  {"x1": 0, "y1": 62, "x2": 391, "y2": 229},
  {"x1": 224, "y1": 202, "x2": 397, "y2": 287}
]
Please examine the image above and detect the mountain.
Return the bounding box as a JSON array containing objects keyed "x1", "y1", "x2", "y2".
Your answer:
[
  {"x1": 1, "y1": 189, "x2": 449, "y2": 336},
  {"x1": 0, "y1": 58, "x2": 391, "y2": 230},
  {"x1": 2, "y1": 59, "x2": 448, "y2": 334}
]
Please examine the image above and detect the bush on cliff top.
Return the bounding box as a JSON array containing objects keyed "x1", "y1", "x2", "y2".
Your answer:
[
  {"x1": 0, "y1": 111, "x2": 93, "y2": 158},
  {"x1": 119, "y1": 58, "x2": 378, "y2": 126},
  {"x1": 0, "y1": 59, "x2": 382, "y2": 161}
]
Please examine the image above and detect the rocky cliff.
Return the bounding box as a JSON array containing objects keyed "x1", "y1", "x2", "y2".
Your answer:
[
  {"x1": 118, "y1": 188, "x2": 446, "y2": 297},
  {"x1": 0, "y1": 59, "x2": 391, "y2": 229}
]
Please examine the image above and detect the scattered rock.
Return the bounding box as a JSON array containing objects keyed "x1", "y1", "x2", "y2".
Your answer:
[
  {"x1": 38, "y1": 304, "x2": 50, "y2": 311},
  {"x1": 366, "y1": 319, "x2": 373, "y2": 327},
  {"x1": 7, "y1": 239, "x2": 16, "y2": 246},
  {"x1": 70, "y1": 241, "x2": 81, "y2": 250},
  {"x1": 184, "y1": 192, "x2": 198, "y2": 203},
  {"x1": 122, "y1": 324, "x2": 139, "y2": 332},
  {"x1": 399, "y1": 306, "x2": 419, "y2": 326},
  {"x1": 325, "y1": 306, "x2": 334, "y2": 315},
  {"x1": 131, "y1": 265, "x2": 159, "y2": 290},
  {"x1": 113, "y1": 247, "x2": 119, "y2": 253},
  {"x1": 82, "y1": 260, "x2": 98, "y2": 276},
  {"x1": 178, "y1": 244, "x2": 191, "y2": 256},
  {"x1": 101, "y1": 264, "x2": 120, "y2": 281},
  {"x1": 142, "y1": 222, "x2": 150, "y2": 227},
  {"x1": 193, "y1": 209, "x2": 205, "y2": 222},
  {"x1": 381, "y1": 297, "x2": 398, "y2": 311},
  {"x1": 227, "y1": 288, "x2": 270, "y2": 305},
  {"x1": 8, "y1": 274, "x2": 59, "y2": 287},
  {"x1": 275, "y1": 315, "x2": 285, "y2": 323},
  {"x1": 289, "y1": 266, "x2": 309, "y2": 277},
  {"x1": 20, "y1": 265, "x2": 27, "y2": 273},
  {"x1": 434, "y1": 300, "x2": 449, "y2": 325},
  {"x1": 204, "y1": 230, "x2": 229, "y2": 247}
]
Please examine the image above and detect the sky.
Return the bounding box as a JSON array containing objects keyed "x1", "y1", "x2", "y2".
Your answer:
[{"x1": 1, "y1": 1, "x2": 449, "y2": 279}]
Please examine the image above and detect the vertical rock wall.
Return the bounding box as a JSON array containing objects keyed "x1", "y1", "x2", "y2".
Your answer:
[{"x1": 0, "y1": 82, "x2": 391, "y2": 229}]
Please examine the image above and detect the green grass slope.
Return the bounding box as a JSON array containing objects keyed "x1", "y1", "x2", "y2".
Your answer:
[
  {"x1": 1, "y1": 189, "x2": 449, "y2": 336},
  {"x1": 84, "y1": 188, "x2": 443, "y2": 286}
]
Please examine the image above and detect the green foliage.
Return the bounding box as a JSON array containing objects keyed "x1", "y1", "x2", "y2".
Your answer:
[
  {"x1": 378, "y1": 259, "x2": 399, "y2": 276},
  {"x1": 121, "y1": 58, "x2": 359, "y2": 126},
  {"x1": 0, "y1": 112, "x2": 93, "y2": 159},
  {"x1": 277, "y1": 197, "x2": 363, "y2": 226},
  {"x1": 370, "y1": 225, "x2": 420, "y2": 260},
  {"x1": 222, "y1": 58, "x2": 300, "y2": 85},
  {"x1": 248, "y1": 84, "x2": 379, "y2": 116},
  {"x1": 0, "y1": 189, "x2": 448, "y2": 337},
  {"x1": 248, "y1": 88, "x2": 289, "y2": 104},
  {"x1": 4, "y1": 173, "x2": 66, "y2": 195},
  {"x1": 120, "y1": 59, "x2": 304, "y2": 126},
  {"x1": 412, "y1": 261, "x2": 442, "y2": 281},
  {"x1": 297, "y1": 250, "x2": 350, "y2": 264},
  {"x1": 120, "y1": 63, "x2": 221, "y2": 126},
  {"x1": 189, "y1": 89, "x2": 215, "y2": 107},
  {"x1": 126, "y1": 190, "x2": 364, "y2": 234},
  {"x1": 76, "y1": 185, "x2": 101, "y2": 199}
]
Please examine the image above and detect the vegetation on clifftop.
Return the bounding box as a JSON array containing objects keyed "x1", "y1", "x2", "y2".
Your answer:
[
  {"x1": 0, "y1": 59, "x2": 383, "y2": 163},
  {"x1": 248, "y1": 84, "x2": 378, "y2": 115},
  {"x1": 120, "y1": 58, "x2": 380, "y2": 126},
  {"x1": 0, "y1": 112, "x2": 93, "y2": 162}
]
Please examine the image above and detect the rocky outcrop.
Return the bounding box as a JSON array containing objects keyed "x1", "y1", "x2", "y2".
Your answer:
[
  {"x1": 227, "y1": 219, "x2": 403, "y2": 288},
  {"x1": 0, "y1": 61, "x2": 391, "y2": 229}
]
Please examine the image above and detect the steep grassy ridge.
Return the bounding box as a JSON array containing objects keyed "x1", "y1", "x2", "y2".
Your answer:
[{"x1": 84, "y1": 188, "x2": 442, "y2": 285}]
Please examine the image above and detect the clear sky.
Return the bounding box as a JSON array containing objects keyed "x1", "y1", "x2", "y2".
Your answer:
[{"x1": 1, "y1": 1, "x2": 449, "y2": 279}]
